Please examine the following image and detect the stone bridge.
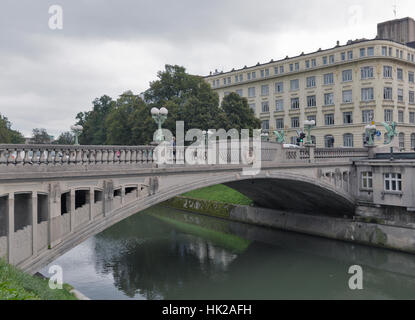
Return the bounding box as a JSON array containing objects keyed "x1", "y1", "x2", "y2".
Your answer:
[{"x1": 0, "y1": 142, "x2": 369, "y2": 273}]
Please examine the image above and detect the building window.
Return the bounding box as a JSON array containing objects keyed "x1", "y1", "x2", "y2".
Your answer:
[
  {"x1": 360, "y1": 48, "x2": 366, "y2": 57},
  {"x1": 343, "y1": 111, "x2": 353, "y2": 124},
  {"x1": 362, "y1": 110, "x2": 374, "y2": 123},
  {"x1": 260, "y1": 70, "x2": 265, "y2": 78},
  {"x1": 324, "y1": 113, "x2": 334, "y2": 126},
  {"x1": 398, "y1": 88, "x2": 403, "y2": 102},
  {"x1": 325, "y1": 135, "x2": 335, "y2": 148},
  {"x1": 409, "y1": 72, "x2": 414, "y2": 83},
  {"x1": 248, "y1": 87, "x2": 256, "y2": 97},
  {"x1": 280, "y1": 66, "x2": 284, "y2": 73},
  {"x1": 305, "y1": 60, "x2": 310, "y2": 68},
  {"x1": 343, "y1": 133, "x2": 354, "y2": 147},
  {"x1": 367, "y1": 47, "x2": 374, "y2": 56},
  {"x1": 341, "y1": 52, "x2": 346, "y2": 61},
  {"x1": 276, "y1": 99, "x2": 284, "y2": 111},
  {"x1": 290, "y1": 79, "x2": 299, "y2": 91},
  {"x1": 384, "y1": 173, "x2": 402, "y2": 192},
  {"x1": 274, "y1": 67, "x2": 279, "y2": 75},
  {"x1": 295, "y1": 62, "x2": 299, "y2": 71},
  {"x1": 291, "y1": 98, "x2": 300, "y2": 109},
  {"x1": 399, "y1": 132, "x2": 405, "y2": 149},
  {"x1": 348, "y1": 50, "x2": 353, "y2": 60},
  {"x1": 306, "y1": 76, "x2": 316, "y2": 88},
  {"x1": 383, "y1": 66, "x2": 392, "y2": 78},
  {"x1": 291, "y1": 117, "x2": 300, "y2": 128},
  {"x1": 397, "y1": 68, "x2": 403, "y2": 80},
  {"x1": 361, "y1": 88, "x2": 374, "y2": 101},
  {"x1": 275, "y1": 82, "x2": 284, "y2": 93},
  {"x1": 261, "y1": 101, "x2": 269, "y2": 113},
  {"x1": 324, "y1": 73, "x2": 334, "y2": 85},
  {"x1": 276, "y1": 118, "x2": 284, "y2": 129},
  {"x1": 261, "y1": 85, "x2": 269, "y2": 96},
  {"x1": 307, "y1": 95, "x2": 316, "y2": 107},
  {"x1": 384, "y1": 87, "x2": 393, "y2": 100},
  {"x1": 249, "y1": 103, "x2": 256, "y2": 112},
  {"x1": 236, "y1": 89, "x2": 243, "y2": 97},
  {"x1": 410, "y1": 112, "x2": 415, "y2": 124},
  {"x1": 239, "y1": 74, "x2": 243, "y2": 82},
  {"x1": 323, "y1": 56, "x2": 327, "y2": 65},
  {"x1": 307, "y1": 115, "x2": 316, "y2": 124},
  {"x1": 324, "y1": 93, "x2": 334, "y2": 106},
  {"x1": 262, "y1": 120, "x2": 269, "y2": 131},
  {"x1": 311, "y1": 59, "x2": 316, "y2": 67},
  {"x1": 398, "y1": 110, "x2": 404, "y2": 123},
  {"x1": 361, "y1": 172, "x2": 373, "y2": 189},
  {"x1": 410, "y1": 91, "x2": 415, "y2": 104},
  {"x1": 389, "y1": 47, "x2": 392, "y2": 56},
  {"x1": 382, "y1": 46, "x2": 387, "y2": 56},
  {"x1": 384, "y1": 109, "x2": 393, "y2": 122},
  {"x1": 329, "y1": 55, "x2": 335, "y2": 64},
  {"x1": 411, "y1": 133, "x2": 415, "y2": 149},
  {"x1": 289, "y1": 64, "x2": 294, "y2": 72},
  {"x1": 342, "y1": 69, "x2": 353, "y2": 82},
  {"x1": 361, "y1": 66, "x2": 374, "y2": 79},
  {"x1": 342, "y1": 90, "x2": 353, "y2": 103}
]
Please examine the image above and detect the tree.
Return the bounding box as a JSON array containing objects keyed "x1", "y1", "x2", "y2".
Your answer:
[
  {"x1": 55, "y1": 131, "x2": 74, "y2": 145},
  {"x1": 220, "y1": 93, "x2": 261, "y2": 133},
  {"x1": 75, "y1": 95, "x2": 115, "y2": 145},
  {"x1": 0, "y1": 114, "x2": 25, "y2": 144},
  {"x1": 31, "y1": 128, "x2": 52, "y2": 144}
]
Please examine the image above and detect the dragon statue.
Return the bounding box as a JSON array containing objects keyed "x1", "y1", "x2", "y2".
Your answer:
[
  {"x1": 273, "y1": 130, "x2": 285, "y2": 143},
  {"x1": 381, "y1": 121, "x2": 398, "y2": 144}
]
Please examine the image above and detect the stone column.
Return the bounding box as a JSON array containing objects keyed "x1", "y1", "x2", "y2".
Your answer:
[
  {"x1": 70, "y1": 189, "x2": 75, "y2": 232},
  {"x1": 89, "y1": 187, "x2": 94, "y2": 221},
  {"x1": 306, "y1": 144, "x2": 316, "y2": 163},
  {"x1": 121, "y1": 186, "x2": 126, "y2": 206},
  {"x1": 7, "y1": 193, "x2": 14, "y2": 264},
  {"x1": 31, "y1": 192, "x2": 38, "y2": 256}
]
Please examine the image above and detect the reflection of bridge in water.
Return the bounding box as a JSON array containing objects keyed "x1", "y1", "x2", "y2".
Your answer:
[{"x1": 0, "y1": 142, "x2": 413, "y2": 273}]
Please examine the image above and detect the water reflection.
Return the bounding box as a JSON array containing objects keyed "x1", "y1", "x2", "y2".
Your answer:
[{"x1": 42, "y1": 206, "x2": 415, "y2": 300}]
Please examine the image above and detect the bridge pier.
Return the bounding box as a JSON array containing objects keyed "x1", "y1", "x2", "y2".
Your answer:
[
  {"x1": 31, "y1": 192, "x2": 38, "y2": 256},
  {"x1": 7, "y1": 193, "x2": 14, "y2": 264}
]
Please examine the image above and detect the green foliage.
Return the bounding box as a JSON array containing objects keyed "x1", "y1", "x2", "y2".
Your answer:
[
  {"x1": 220, "y1": 92, "x2": 261, "y2": 133},
  {"x1": 0, "y1": 114, "x2": 25, "y2": 144},
  {"x1": 0, "y1": 259, "x2": 76, "y2": 300},
  {"x1": 182, "y1": 184, "x2": 253, "y2": 206},
  {"x1": 73, "y1": 64, "x2": 261, "y2": 146},
  {"x1": 76, "y1": 95, "x2": 116, "y2": 145},
  {"x1": 54, "y1": 131, "x2": 74, "y2": 145},
  {"x1": 31, "y1": 128, "x2": 52, "y2": 144}
]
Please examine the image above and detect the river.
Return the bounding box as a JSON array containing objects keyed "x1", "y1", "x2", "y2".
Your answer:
[{"x1": 41, "y1": 206, "x2": 415, "y2": 300}]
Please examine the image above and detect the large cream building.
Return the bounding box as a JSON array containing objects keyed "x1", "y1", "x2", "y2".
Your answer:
[{"x1": 204, "y1": 18, "x2": 415, "y2": 150}]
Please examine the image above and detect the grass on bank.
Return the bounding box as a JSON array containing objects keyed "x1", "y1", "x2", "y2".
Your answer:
[
  {"x1": 182, "y1": 184, "x2": 253, "y2": 206},
  {"x1": 0, "y1": 259, "x2": 77, "y2": 300}
]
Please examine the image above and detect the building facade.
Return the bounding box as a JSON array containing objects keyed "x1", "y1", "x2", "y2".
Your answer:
[
  {"x1": 377, "y1": 17, "x2": 415, "y2": 44},
  {"x1": 205, "y1": 36, "x2": 415, "y2": 150}
]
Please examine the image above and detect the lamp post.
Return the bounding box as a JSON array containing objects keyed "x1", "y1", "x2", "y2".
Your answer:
[
  {"x1": 151, "y1": 107, "x2": 168, "y2": 143},
  {"x1": 365, "y1": 123, "x2": 377, "y2": 146},
  {"x1": 70, "y1": 125, "x2": 83, "y2": 145},
  {"x1": 303, "y1": 120, "x2": 316, "y2": 145}
]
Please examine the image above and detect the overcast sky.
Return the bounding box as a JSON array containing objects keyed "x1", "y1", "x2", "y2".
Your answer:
[{"x1": 1, "y1": 0, "x2": 414, "y2": 137}]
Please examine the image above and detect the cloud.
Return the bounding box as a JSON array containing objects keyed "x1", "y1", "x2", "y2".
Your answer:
[{"x1": 0, "y1": 0, "x2": 414, "y2": 137}]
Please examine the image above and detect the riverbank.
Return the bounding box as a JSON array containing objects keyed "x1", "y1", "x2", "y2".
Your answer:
[
  {"x1": 0, "y1": 259, "x2": 77, "y2": 300},
  {"x1": 162, "y1": 185, "x2": 415, "y2": 254}
]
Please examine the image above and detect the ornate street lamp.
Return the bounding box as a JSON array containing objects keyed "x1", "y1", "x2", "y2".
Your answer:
[
  {"x1": 365, "y1": 123, "x2": 377, "y2": 146},
  {"x1": 151, "y1": 107, "x2": 168, "y2": 142},
  {"x1": 70, "y1": 125, "x2": 83, "y2": 145},
  {"x1": 303, "y1": 120, "x2": 316, "y2": 145}
]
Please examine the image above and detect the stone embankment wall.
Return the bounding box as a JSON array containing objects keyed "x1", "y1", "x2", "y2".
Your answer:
[{"x1": 162, "y1": 196, "x2": 415, "y2": 254}]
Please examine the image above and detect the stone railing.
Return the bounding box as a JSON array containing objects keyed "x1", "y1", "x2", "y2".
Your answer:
[
  {"x1": 0, "y1": 144, "x2": 155, "y2": 166},
  {"x1": 314, "y1": 148, "x2": 368, "y2": 159},
  {"x1": 0, "y1": 143, "x2": 370, "y2": 170}
]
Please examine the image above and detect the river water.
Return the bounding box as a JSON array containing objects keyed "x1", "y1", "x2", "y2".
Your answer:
[{"x1": 41, "y1": 206, "x2": 415, "y2": 300}]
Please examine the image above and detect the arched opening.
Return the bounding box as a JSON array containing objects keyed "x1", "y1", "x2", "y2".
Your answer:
[
  {"x1": 61, "y1": 192, "x2": 70, "y2": 215},
  {"x1": 14, "y1": 193, "x2": 32, "y2": 232},
  {"x1": 75, "y1": 190, "x2": 88, "y2": 209},
  {"x1": 37, "y1": 194, "x2": 48, "y2": 223}
]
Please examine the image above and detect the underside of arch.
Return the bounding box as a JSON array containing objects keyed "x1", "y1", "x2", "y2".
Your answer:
[{"x1": 225, "y1": 178, "x2": 354, "y2": 217}]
